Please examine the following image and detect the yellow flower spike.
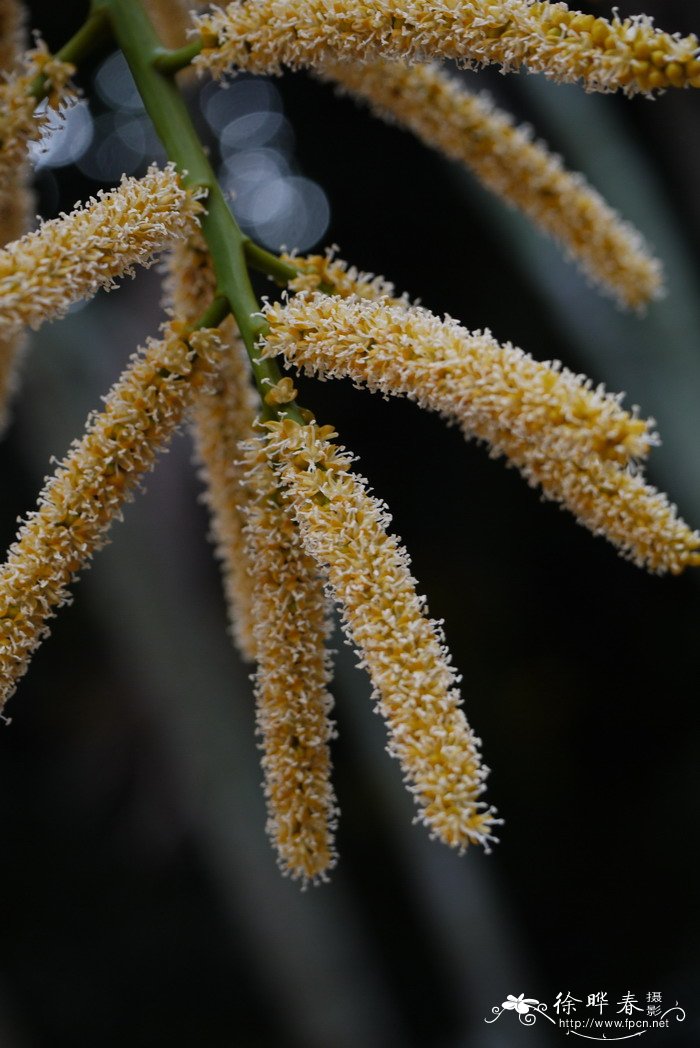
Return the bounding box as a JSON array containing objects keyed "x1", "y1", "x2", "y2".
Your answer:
[
  {"x1": 262, "y1": 419, "x2": 498, "y2": 854},
  {"x1": 0, "y1": 323, "x2": 222, "y2": 713},
  {"x1": 194, "y1": 0, "x2": 700, "y2": 97},
  {"x1": 164, "y1": 236, "x2": 260, "y2": 663},
  {"x1": 241, "y1": 435, "x2": 339, "y2": 884},
  {"x1": 0, "y1": 164, "x2": 203, "y2": 333},
  {"x1": 321, "y1": 60, "x2": 662, "y2": 309},
  {"x1": 0, "y1": 40, "x2": 75, "y2": 187},
  {"x1": 263, "y1": 290, "x2": 654, "y2": 467},
  {"x1": 259, "y1": 293, "x2": 700, "y2": 573}
]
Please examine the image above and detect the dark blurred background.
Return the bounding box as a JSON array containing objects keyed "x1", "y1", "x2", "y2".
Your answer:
[{"x1": 0, "y1": 1, "x2": 698, "y2": 1044}]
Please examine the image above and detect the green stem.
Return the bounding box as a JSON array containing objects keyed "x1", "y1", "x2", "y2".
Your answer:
[
  {"x1": 29, "y1": 6, "x2": 113, "y2": 99},
  {"x1": 190, "y1": 295, "x2": 230, "y2": 334},
  {"x1": 98, "y1": 0, "x2": 305, "y2": 423},
  {"x1": 244, "y1": 242, "x2": 300, "y2": 285},
  {"x1": 152, "y1": 38, "x2": 203, "y2": 75},
  {"x1": 243, "y1": 242, "x2": 335, "y2": 295}
]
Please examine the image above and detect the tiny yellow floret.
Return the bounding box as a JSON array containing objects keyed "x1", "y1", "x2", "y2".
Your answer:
[{"x1": 264, "y1": 376, "x2": 298, "y2": 405}]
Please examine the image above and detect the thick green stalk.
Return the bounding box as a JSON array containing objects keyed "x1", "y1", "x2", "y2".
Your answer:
[{"x1": 98, "y1": 0, "x2": 304, "y2": 422}]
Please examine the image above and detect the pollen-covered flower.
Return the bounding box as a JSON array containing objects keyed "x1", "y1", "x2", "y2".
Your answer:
[
  {"x1": 195, "y1": 0, "x2": 700, "y2": 97},
  {"x1": 263, "y1": 418, "x2": 498, "y2": 853},
  {"x1": 0, "y1": 322, "x2": 222, "y2": 713},
  {"x1": 165, "y1": 236, "x2": 259, "y2": 662},
  {"x1": 241, "y1": 434, "x2": 338, "y2": 883},
  {"x1": 0, "y1": 40, "x2": 75, "y2": 186},
  {"x1": 0, "y1": 164, "x2": 203, "y2": 332},
  {"x1": 260, "y1": 293, "x2": 700, "y2": 573},
  {"x1": 322, "y1": 60, "x2": 662, "y2": 308}
]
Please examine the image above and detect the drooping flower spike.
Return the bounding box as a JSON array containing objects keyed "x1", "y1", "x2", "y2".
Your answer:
[
  {"x1": 0, "y1": 322, "x2": 222, "y2": 713},
  {"x1": 322, "y1": 59, "x2": 662, "y2": 309},
  {"x1": 195, "y1": 0, "x2": 700, "y2": 97},
  {"x1": 241, "y1": 434, "x2": 339, "y2": 883},
  {"x1": 0, "y1": 165, "x2": 203, "y2": 333},
  {"x1": 261, "y1": 291, "x2": 700, "y2": 573},
  {"x1": 264, "y1": 275, "x2": 654, "y2": 469},
  {"x1": 263, "y1": 418, "x2": 499, "y2": 853}
]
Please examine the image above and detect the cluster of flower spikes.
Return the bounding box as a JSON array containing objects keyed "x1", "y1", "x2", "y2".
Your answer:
[
  {"x1": 0, "y1": 0, "x2": 699, "y2": 885},
  {"x1": 228, "y1": 244, "x2": 700, "y2": 877},
  {"x1": 0, "y1": 162, "x2": 213, "y2": 703},
  {"x1": 165, "y1": 235, "x2": 340, "y2": 882}
]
